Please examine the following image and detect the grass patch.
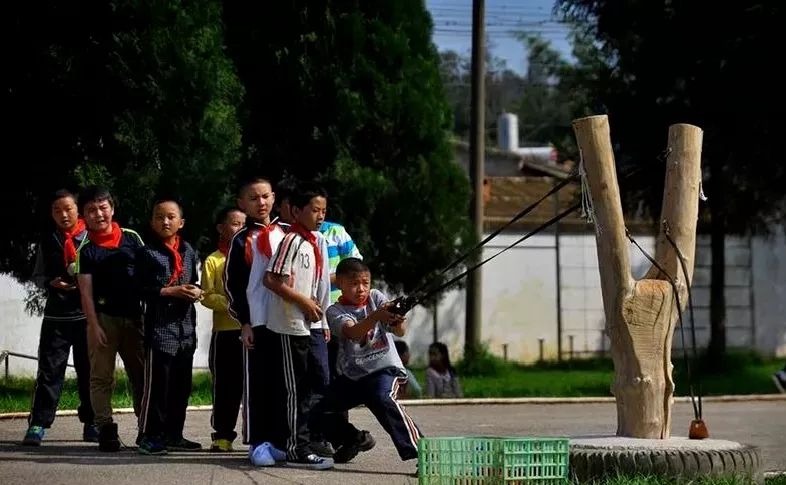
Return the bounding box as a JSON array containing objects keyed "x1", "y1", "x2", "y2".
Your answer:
[
  {"x1": 0, "y1": 372, "x2": 214, "y2": 414},
  {"x1": 0, "y1": 351, "x2": 782, "y2": 413},
  {"x1": 409, "y1": 348, "x2": 784, "y2": 399}
]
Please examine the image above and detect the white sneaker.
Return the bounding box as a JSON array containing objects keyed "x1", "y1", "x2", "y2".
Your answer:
[
  {"x1": 269, "y1": 444, "x2": 286, "y2": 462},
  {"x1": 250, "y1": 442, "x2": 276, "y2": 467}
]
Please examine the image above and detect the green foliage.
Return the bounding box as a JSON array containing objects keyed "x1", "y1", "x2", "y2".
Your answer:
[
  {"x1": 5, "y1": 0, "x2": 243, "y2": 310},
  {"x1": 438, "y1": 39, "x2": 524, "y2": 140},
  {"x1": 552, "y1": 0, "x2": 786, "y2": 360},
  {"x1": 455, "y1": 344, "x2": 510, "y2": 377},
  {"x1": 2, "y1": 351, "x2": 781, "y2": 412},
  {"x1": 511, "y1": 29, "x2": 609, "y2": 161},
  {"x1": 98, "y1": 0, "x2": 244, "y2": 247},
  {"x1": 223, "y1": 0, "x2": 474, "y2": 294},
  {"x1": 436, "y1": 27, "x2": 610, "y2": 164},
  {"x1": 554, "y1": 0, "x2": 786, "y2": 235}
]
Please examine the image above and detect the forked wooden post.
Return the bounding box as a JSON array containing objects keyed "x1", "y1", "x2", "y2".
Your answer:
[{"x1": 572, "y1": 115, "x2": 703, "y2": 439}]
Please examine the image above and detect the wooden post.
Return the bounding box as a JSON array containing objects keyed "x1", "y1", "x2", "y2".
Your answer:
[{"x1": 572, "y1": 115, "x2": 703, "y2": 439}]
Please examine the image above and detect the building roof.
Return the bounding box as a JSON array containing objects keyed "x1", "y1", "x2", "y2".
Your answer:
[
  {"x1": 483, "y1": 176, "x2": 657, "y2": 234},
  {"x1": 449, "y1": 139, "x2": 659, "y2": 234},
  {"x1": 451, "y1": 139, "x2": 573, "y2": 180}
]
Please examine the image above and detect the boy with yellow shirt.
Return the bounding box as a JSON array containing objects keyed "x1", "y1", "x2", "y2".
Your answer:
[{"x1": 200, "y1": 207, "x2": 246, "y2": 452}]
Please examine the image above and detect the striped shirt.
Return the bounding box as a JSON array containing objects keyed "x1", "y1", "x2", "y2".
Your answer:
[
  {"x1": 319, "y1": 221, "x2": 362, "y2": 303},
  {"x1": 223, "y1": 219, "x2": 287, "y2": 328},
  {"x1": 265, "y1": 231, "x2": 329, "y2": 336}
]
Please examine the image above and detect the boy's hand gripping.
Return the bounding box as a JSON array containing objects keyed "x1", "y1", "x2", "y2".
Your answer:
[{"x1": 388, "y1": 295, "x2": 419, "y2": 316}]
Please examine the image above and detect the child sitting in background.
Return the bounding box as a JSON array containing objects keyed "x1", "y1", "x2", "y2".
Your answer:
[
  {"x1": 394, "y1": 341, "x2": 422, "y2": 399},
  {"x1": 425, "y1": 342, "x2": 462, "y2": 399}
]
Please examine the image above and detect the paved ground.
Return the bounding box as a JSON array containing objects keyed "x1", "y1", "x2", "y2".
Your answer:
[{"x1": 0, "y1": 401, "x2": 783, "y2": 485}]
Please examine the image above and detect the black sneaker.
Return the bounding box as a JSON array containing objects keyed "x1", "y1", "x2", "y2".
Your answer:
[
  {"x1": 310, "y1": 439, "x2": 335, "y2": 457},
  {"x1": 773, "y1": 370, "x2": 786, "y2": 393},
  {"x1": 333, "y1": 430, "x2": 376, "y2": 464},
  {"x1": 21, "y1": 425, "x2": 45, "y2": 446},
  {"x1": 98, "y1": 423, "x2": 121, "y2": 452},
  {"x1": 166, "y1": 437, "x2": 202, "y2": 451},
  {"x1": 285, "y1": 453, "x2": 334, "y2": 470},
  {"x1": 138, "y1": 438, "x2": 168, "y2": 456},
  {"x1": 83, "y1": 424, "x2": 99, "y2": 443}
]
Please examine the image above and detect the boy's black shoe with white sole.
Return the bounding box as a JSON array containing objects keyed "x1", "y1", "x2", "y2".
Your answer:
[
  {"x1": 285, "y1": 453, "x2": 334, "y2": 470},
  {"x1": 310, "y1": 439, "x2": 335, "y2": 457},
  {"x1": 166, "y1": 437, "x2": 202, "y2": 451},
  {"x1": 98, "y1": 423, "x2": 121, "y2": 452},
  {"x1": 333, "y1": 430, "x2": 376, "y2": 464},
  {"x1": 772, "y1": 369, "x2": 786, "y2": 393}
]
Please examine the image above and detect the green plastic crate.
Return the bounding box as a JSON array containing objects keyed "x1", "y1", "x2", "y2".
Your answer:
[{"x1": 418, "y1": 436, "x2": 570, "y2": 485}]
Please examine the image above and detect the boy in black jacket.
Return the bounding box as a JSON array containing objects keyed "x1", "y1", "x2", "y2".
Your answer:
[
  {"x1": 75, "y1": 186, "x2": 146, "y2": 451},
  {"x1": 135, "y1": 199, "x2": 203, "y2": 455},
  {"x1": 22, "y1": 189, "x2": 97, "y2": 446}
]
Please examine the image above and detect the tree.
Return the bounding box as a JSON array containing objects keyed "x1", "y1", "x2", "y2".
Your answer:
[
  {"x1": 437, "y1": 40, "x2": 526, "y2": 140},
  {"x1": 554, "y1": 0, "x2": 786, "y2": 363},
  {"x1": 4, "y1": 0, "x2": 243, "y2": 309},
  {"x1": 435, "y1": 26, "x2": 610, "y2": 163},
  {"x1": 511, "y1": 29, "x2": 610, "y2": 160},
  {"x1": 221, "y1": 0, "x2": 474, "y2": 295}
]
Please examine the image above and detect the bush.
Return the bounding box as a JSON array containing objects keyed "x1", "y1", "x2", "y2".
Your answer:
[{"x1": 455, "y1": 345, "x2": 511, "y2": 377}]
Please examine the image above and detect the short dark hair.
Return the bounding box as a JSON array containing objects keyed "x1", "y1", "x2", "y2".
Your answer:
[
  {"x1": 290, "y1": 181, "x2": 327, "y2": 209},
  {"x1": 79, "y1": 186, "x2": 114, "y2": 212},
  {"x1": 237, "y1": 176, "x2": 272, "y2": 196},
  {"x1": 50, "y1": 189, "x2": 77, "y2": 207},
  {"x1": 276, "y1": 177, "x2": 299, "y2": 203},
  {"x1": 152, "y1": 198, "x2": 183, "y2": 217},
  {"x1": 336, "y1": 257, "x2": 369, "y2": 277},
  {"x1": 215, "y1": 206, "x2": 244, "y2": 226},
  {"x1": 394, "y1": 340, "x2": 409, "y2": 356}
]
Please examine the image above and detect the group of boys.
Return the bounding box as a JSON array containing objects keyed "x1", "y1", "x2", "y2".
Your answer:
[{"x1": 22, "y1": 177, "x2": 423, "y2": 473}]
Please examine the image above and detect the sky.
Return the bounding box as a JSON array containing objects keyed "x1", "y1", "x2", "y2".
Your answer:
[{"x1": 426, "y1": 0, "x2": 575, "y2": 74}]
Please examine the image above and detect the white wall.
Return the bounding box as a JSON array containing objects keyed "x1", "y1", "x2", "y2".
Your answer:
[
  {"x1": 2, "y1": 231, "x2": 786, "y2": 375},
  {"x1": 0, "y1": 279, "x2": 214, "y2": 377},
  {"x1": 402, "y1": 232, "x2": 656, "y2": 365},
  {"x1": 401, "y1": 231, "x2": 786, "y2": 366},
  {"x1": 751, "y1": 230, "x2": 786, "y2": 356}
]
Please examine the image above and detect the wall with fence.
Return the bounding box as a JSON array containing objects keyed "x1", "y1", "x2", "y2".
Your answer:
[
  {"x1": 402, "y1": 230, "x2": 786, "y2": 366},
  {"x1": 2, "y1": 230, "x2": 786, "y2": 375}
]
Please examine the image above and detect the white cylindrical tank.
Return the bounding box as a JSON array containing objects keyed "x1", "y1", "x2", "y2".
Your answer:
[{"x1": 497, "y1": 112, "x2": 519, "y2": 152}]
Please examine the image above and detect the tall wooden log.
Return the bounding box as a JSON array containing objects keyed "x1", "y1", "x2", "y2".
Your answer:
[{"x1": 572, "y1": 115, "x2": 703, "y2": 439}]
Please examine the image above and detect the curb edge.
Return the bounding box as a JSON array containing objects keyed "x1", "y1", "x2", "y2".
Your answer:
[{"x1": 1, "y1": 394, "x2": 784, "y2": 420}]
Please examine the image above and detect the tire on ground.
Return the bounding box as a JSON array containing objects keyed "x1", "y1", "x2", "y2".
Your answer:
[{"x1": 569, "y1": 444, "x2": 763, "y2": 483}]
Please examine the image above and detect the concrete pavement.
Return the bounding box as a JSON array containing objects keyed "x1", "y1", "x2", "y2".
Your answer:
[{"x1": 0, "y1": 401, "x2": 783, "y2": 485}]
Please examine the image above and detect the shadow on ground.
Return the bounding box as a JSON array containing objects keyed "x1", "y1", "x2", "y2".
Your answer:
[{"x1": 0, "y1": 441, "x2": 415, "y2": 478}]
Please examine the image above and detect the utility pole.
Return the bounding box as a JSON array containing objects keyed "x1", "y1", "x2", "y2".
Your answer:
[{"x1": 465, "y1": 0, "x2": 485, "y2": 360}]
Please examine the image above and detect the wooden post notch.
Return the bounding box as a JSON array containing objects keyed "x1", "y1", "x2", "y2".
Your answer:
[{"x1": 572, "y1": 115, "x2": 703, "y2": 439}]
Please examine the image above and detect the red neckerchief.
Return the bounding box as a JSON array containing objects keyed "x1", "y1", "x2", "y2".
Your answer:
[
  {"x1": 88, "y1": 222, "x2": 123, "y2": 249},
  {"x1": 338, "y1": 295, "x2": 368, "y2": 308},
  {"x1": 60, "y1": 219, "x2": 86, "y2": 268},
  {"x1": 244, "y1": 221, "x2": 277, "y2": 265},
  {"x1": 163, "y1": 235, "x2": 184, "y2": 286},
  {"x1": 218, "y1": 240, "x2": 230, "y2": 256},
  {"x1": 290, "y1": 223, "x2": 323, "y2": 281}
]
